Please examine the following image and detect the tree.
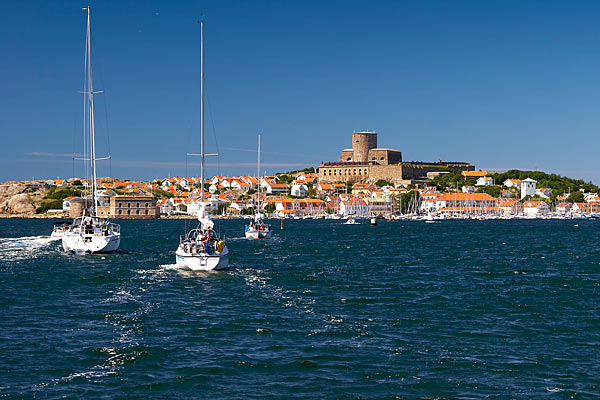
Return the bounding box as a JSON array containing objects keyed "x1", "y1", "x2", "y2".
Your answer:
[
  {"x1": 213, "y1": 202, "x2": 230, "y2": 215},
  {"x1": 476, "y1": 185, "x2": 502, "y2": 198},
  {"x1": 264, "y1": 203, "x2": 276, "y2": 213},
  {"x1": 400, "y1": 190, "x2": 420, "y2": 214},
  {"x1": 567, "y1": 191, "x2": 584, "y2": 203},
  {"x1": 375, "y1": 179, "x2": 393, "y2": 188}
]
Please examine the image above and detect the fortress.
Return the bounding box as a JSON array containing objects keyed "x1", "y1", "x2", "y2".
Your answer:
[{"x1": 317, "y1": 131, "x2": 474, "y2": 185}]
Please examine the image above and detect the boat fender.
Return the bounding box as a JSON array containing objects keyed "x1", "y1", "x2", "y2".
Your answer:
[{"x1": 215, "y1": 240, "x2": 225, "y2": 253}]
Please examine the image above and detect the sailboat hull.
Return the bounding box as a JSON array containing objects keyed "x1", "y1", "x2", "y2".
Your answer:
[
  {"x1": 244, "y1": 229, "x2": 272, "y2": 239},
  {"x1": 175, "y1": 244, "x2": 229, "y2": 271},
  {"x1": 62, "y1": 232, "x2": 120, "y2": 254}
]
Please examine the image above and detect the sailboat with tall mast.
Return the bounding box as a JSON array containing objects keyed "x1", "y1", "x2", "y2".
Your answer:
[
  {"x1": 62, "y1": 6, "x2": 120, "y2": 255},
  {"x1": 175, "y1": 19, "x2": 229, "y2": 271},
  {"x1": 245, "y1": 135, "x2": 272, "y2": 239}
]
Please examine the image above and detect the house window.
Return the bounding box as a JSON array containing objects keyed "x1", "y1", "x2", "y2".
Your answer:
[
  {"x1": 380, "y1": 157, "x2": 384, "y2": 161},
  {"x1": 127, "y1": 210, "x2": 131, "y2": 215},
  {"x1": 118, "y1": 210, "x2": 122, "y2": 214},
  {"x1": 128, "y1": 203, "x2": 131, "y2": 208},
  {"x1": 136, "y1": 210, "x2": 140, "y2": 214},
  {"x1": 145, "y1": 210, "x2": 149, "y2": 215}
]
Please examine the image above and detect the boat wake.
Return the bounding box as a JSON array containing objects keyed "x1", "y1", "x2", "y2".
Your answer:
[{"x1": 0, "y1": 236, "x2": 57, "y2": 262}]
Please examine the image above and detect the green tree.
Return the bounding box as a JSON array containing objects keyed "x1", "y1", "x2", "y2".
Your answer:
[
  {"x1": 213, "y1": 202, "x2": 230, "y2": 215},
  {"x1": 476, "y1": 185, "x2": 502, "y2": 198},
  {"x1": 567, "y1": 191, "x2": 584, "y2": 203},
  {"x1": 264, "y1": 203, "x2": 276, "y2": 213},
  {"x1": 375, "y1": 179, "x2": 393, "y2": 188},
  {"x1": 400, "y1": 190, "x2": 420, "y2": 214}
]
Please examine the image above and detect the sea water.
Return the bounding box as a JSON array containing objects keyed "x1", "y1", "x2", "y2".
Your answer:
[{"x1": 0, "y1": 218, "x2": 599, "y2": 398}]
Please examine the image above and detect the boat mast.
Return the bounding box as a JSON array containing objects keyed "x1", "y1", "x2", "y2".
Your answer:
[
  {"x1": 200, "y1": 19, "x2": 205, "y2": 203},
  {"x1": 257, "y1": 135, "x2": 261, "y2": 215},
  {"x1": 85, "y1": 6, "x2": 98, "y2": 215}
]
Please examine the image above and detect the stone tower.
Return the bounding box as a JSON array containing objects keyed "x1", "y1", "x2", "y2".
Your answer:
[{"x1": 352, "y1": 131, "x2": 377, "y2": 162}]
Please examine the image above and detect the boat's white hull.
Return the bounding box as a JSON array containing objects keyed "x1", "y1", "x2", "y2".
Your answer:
[
  {"x1": 245, "y1": 229, "x2": 272, "y2": 239},
  {"x1": 62, "y1": 232, "x2": 120, "y2": 254},
  {"x1": 50, "y1": 231, "x2": 64, "y2": 239},
  {"x1": 175, "y1": 244, "x2": 229, "y2": 271}
]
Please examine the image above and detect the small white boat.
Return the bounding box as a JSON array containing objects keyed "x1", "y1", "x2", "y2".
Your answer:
[
  {"x1": 344, "y1": 217, "x2": 359, "y2": 225},
  {"x1": 245, "y1": 215, "x2": 272, "y2": 239},
  {"x1": 370, "y1": 217, "x2": 377, "y2": 226},
  {"x1": 424, "y1": 213, "x2": 437, "y2": 223},
  {"x1": 244, "y1": 135, "x2": 272, "y2": 240},
  {"x1": 51, "y1": 221, "x2": 70, "y2": 239}
]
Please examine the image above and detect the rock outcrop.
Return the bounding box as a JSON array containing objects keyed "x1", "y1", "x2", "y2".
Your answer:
[{"x1": 1, "y1": 193, "x2": 36, "y2": 214}]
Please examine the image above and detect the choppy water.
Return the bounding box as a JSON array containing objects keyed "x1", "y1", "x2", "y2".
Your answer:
[{"x1": 0, "y1": 218, "x2": 599, "y2": 398}]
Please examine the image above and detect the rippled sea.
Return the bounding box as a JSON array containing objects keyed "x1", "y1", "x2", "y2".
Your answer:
[{"x1": 1, "y1": 218, "x2": 599, "y2": 399}]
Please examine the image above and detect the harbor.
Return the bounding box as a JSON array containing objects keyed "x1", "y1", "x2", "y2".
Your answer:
[
  {"x1": 2, "y1": 1, "x2": 600, "y2": 398},
  {"x1": 1, "y1": 217, "x2": 599, "y2": 397}
]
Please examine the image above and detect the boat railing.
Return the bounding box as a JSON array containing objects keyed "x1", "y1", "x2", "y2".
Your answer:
[{"x1": 109, "y1": 223, "x2": 120, "y2": 234}]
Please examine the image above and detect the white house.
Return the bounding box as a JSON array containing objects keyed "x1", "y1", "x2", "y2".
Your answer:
[
  {"x1": 261, "y1": 182, "x2": 288, "y2": 194},
  {"x1": 290, "y1": 184, "x2": 309, "y2": 197},
  {"x1": 230, "y1": 179, "x2": 250, "y2": 191},
  {"x1": 476, "y1": 176, "x2": 493, "y2": 186},
  {"x1": 158, "y1": 199, "x2": 174, "y2": 215},
  {"x1": 535, "y1": 188, "x2": 553, "y2": 198},
  {"x1": 523, "y1": 200, "x2": 550, "y2": 217},
  {"x1": 520, "y1": 178, "x2": 537, "y2": 200},
  {"x1": 47, "y1": 179, "x2": 66, "y2": 187},
  {"x1": 62, "y1": 196, "x2": 78, "y2": 212},
  {"x1": 461, "y1": 185, "x2": 475, "y2": 193},
  {"x1": 556, "y1": 202, "x2": 572, "y2": 214},
  {"x1": 503, "y1": 179, "x2": 521, "y2": 188}
]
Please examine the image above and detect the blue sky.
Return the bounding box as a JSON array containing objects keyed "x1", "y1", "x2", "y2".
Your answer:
[{"x1": 1, "y1": 0, "x2": 600, "y2": 183}]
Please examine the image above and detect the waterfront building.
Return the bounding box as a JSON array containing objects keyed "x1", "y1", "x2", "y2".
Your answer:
[
  {"x1": 96, "y1": 195, "x2": 159, "y2": 219},
  {"x1": 498, "y1": 199, "x2": 523, "y2": 216},
  {"x1": 556, "y1": 202, "x2": 572, "y2": 214},
  {"x1": 523, "y1": 200, "x2": 550, "y2": 217}
]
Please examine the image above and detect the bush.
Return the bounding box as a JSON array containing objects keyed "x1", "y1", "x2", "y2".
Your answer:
[
  {"x1": 36, "y1": 199, "x2": 63, "y2": 214},
  {"x1": 44, "y1": 187, "x2": 82, "y2": 200},
  {"x1": 375, "y1": 179, "x2": 393, "y2": 188}
]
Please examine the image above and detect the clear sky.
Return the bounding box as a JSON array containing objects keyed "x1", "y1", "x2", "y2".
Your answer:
[{"x1": 1, "y1": 0, "x2": 600, "y2": 183}]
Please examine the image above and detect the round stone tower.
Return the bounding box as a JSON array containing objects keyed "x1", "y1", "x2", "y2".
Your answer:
[{"x1": 352, "y1": 131, "x2": 377, "y2": 162}]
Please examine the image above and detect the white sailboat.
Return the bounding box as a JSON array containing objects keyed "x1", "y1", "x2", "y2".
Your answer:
[
  {"x1": 245, "y1": 135, "x2": 272, "y2": 239},
  {"x1": 175, "y1": 19, "x2": 229, "y2": 271},
  {"x1": 62, "y1": 7, "x2": 120, "y2": 255}
]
